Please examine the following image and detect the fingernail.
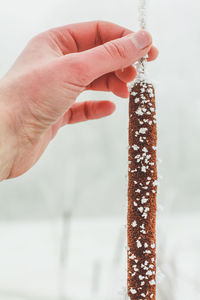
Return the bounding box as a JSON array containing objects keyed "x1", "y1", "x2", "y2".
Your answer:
[{"x1": 130, "y1": 30, "x2": 152, "y2": 50}]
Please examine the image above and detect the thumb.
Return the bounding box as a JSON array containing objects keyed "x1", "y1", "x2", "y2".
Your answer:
[{"x1": 61, "y1": 30, "x2": 152, "y2": 86}]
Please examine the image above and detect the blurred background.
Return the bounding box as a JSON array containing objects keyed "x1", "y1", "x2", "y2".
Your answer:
[{"x1": 0, "y1": 0, "x2": 200, "y2": 299}]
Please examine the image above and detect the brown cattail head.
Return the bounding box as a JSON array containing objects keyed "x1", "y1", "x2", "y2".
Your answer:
[{"x1": 127, "y1": 80, "x2": 157, "y2": 300}]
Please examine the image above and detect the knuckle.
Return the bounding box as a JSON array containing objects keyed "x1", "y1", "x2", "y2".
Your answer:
[
  {"x1": 94, "y1": 19, "x2": 107, "y2": 25},
  {"x1": 28, "y1": 30, "x2": 54, "y2": 47},
  {"x1": 29, "y1": 32, "x2": 46, "y2": 44},
  {"x1": 90, "y1": 19, "x2": 112, "y2": 28},
  {"x1": 103, "y1": 40, "x2": 127, "y2": 59}
]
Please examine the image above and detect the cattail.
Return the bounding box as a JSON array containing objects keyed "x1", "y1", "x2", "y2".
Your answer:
[
  {"x1": 127, "y1": 0, "x2": 158, "y2": 298},
  {"x1": 127, "y1": 79, "x2": 157, "y2": 300}
]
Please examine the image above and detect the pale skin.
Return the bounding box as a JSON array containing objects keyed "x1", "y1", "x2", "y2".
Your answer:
[{"x1": 0, "y1": 20, "x2": 158, "y2": 181}]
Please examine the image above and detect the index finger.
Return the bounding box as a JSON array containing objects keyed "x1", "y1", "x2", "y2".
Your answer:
[
  {"x1": 48, "y1": 20, "x2": 158, "y2": 58},
  {"x1": 49, "y1": 20, "x2": 131, "y2": 54}
]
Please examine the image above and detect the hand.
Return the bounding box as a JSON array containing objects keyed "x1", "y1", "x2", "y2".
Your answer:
[{"x1": 0, "y1": 20, "x2": 158, "y2": 180}]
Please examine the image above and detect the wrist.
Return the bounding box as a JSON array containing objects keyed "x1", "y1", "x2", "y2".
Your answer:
[{"x1": 0, "y1": 86, "x2": 18, "y2": 181}]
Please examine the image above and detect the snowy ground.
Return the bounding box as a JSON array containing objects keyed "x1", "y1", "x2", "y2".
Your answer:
[{"x1": 0, "y1": 214, "x2": 200, "y2": 300}]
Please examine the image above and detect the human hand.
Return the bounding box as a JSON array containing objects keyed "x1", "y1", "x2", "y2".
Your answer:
[{"x1": 0, "y1": 20, "x2": 158, "y2": 180}]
